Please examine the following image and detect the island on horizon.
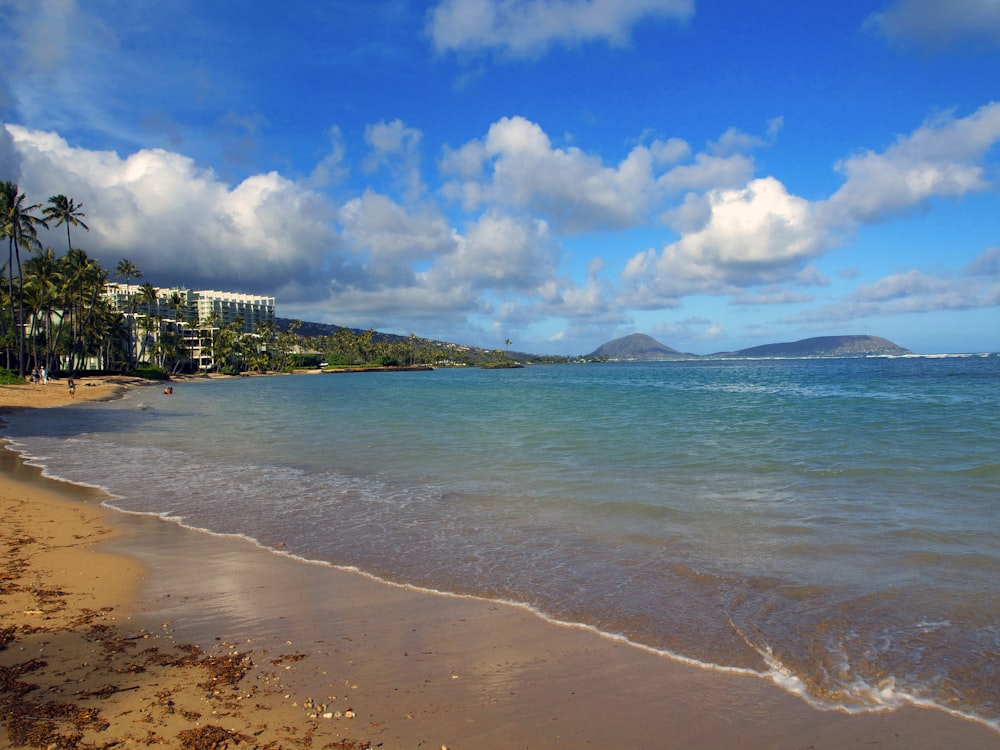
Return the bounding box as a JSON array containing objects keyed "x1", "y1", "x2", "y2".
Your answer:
[{"x1": 586, "y1": 333, "x2": 910, "y2": 361}]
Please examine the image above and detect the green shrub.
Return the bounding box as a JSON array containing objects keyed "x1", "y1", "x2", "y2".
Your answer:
[{"x1": 125, "y1": 365, "x2": 170, "y2": 380}]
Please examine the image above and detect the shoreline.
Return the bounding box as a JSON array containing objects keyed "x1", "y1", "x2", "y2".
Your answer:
[{"x1": 2, "y1": 385, "x2": 998, "y2": 747}]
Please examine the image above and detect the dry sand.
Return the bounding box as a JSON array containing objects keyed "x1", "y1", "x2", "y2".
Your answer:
[{"x1": 1, "y1": 378, "x2": 997, "y2": 748}]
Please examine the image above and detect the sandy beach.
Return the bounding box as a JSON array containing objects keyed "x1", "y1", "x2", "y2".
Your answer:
[{"x1": 1, "y1": 379, "x2": 998, "y2": 748}]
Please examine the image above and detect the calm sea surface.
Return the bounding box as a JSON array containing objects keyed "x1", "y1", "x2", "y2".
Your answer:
[{"x1": 4, "y1": 357, "x2": 1000, "y2": 730}]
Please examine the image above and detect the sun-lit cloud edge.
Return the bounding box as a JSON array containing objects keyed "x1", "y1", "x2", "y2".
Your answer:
[{"x1": 3, "y1": 101, "x2": 999, "y2": 353}]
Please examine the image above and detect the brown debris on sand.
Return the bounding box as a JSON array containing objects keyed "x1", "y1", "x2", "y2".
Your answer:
[{"x1": 0, "y1": 479, "x2": 372, "y2": 750}]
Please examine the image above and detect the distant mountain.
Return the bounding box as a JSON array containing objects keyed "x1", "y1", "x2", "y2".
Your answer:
[
  {"x1": 279, "y1": 319, "x2": 910, "y2": 362},
  {"x1": 712, "y1": 335, "x2": 910, "y2": 358},
  {"x1": 586, "y1": 333, "x2": 910, "y2": 360},
  {"x1": 587, "y1": 333, "x2": 696, "y2": 360}
]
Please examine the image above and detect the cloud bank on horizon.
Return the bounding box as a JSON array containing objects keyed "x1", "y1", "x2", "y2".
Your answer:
[{"x1": 1, "y1": 0, "x2": 998, "y2": 354}]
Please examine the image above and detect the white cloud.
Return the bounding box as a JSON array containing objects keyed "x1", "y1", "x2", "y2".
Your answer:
[
  {"x1": 439, "y1": 116, "x2": 781, "y2": 236},
  {"x1": 442, "y1": 115, "x2": 668, "y2": 232},
  {"x1": 308, "y1": 125, "x2": 349, "y2": 188},
  {"x1": 4, "y1": 124, "x2": 340, "y2": 299},
  {"x1": 320, "y1": 206, "x2": 577, "y2": 334},
  {"x1": 866, "y1": 0, "x2": 1000, "y2": 51},
  {"x1": 363, "y1": 119, "x2": 425, "y2": 200},
  {"x1": 649, "y1": 136, "x2": 691, "y2": 164},
  {"x1": 620, "y1": 103, "x2": 1000, "y2": 309},
  {"x1": 790, "y1": 266, "x2": 998, "y2": 324},
  {"x1": 2, "y1": 121, "x2": 608, "y2": 345},
  {"x1": 964, "y1": 247, "x2": 1000, "y2": 277},
  {"x1": 656, "y1": 152, "x2": 755, "y2": 195},
  {"x1": 708, "y1": 118, "x2": 782, "y2": 155},
  {"x1": 622, "y1": 177, "x2": 824, "y2": 305},
  {"x1": 427, "y1": 0, "x2": 693, "y2": 58},
  {"x1": 823, "y1": 103, "x2": 1000, "y2": 225},
  {"x1": 337, "y1": 190, "x2": 456, "y2": 287},
  {"x1": 436, "y1": 209, "x2": 559, "y2": 290}
]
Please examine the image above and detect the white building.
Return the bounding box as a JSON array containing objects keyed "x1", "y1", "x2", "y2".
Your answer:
[
  {"x1": 104, "y1": 284, "x2": 274, "y2": 333},
  {"x1": 103, "y1": 284, "x2": 276, "y2": 370}
]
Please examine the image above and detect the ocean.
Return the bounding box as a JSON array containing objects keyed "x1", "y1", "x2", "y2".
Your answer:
[{"x1": 4, "y1": 356, "x2": 999, "y2": 731}]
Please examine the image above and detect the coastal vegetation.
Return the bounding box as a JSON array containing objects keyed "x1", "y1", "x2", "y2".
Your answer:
[
  {"x1": 1, "y1": 182, "x2": 566, "y2": 379},
  {"x1": 0, "y1": 182, "x2": 315, "y2": 377}
]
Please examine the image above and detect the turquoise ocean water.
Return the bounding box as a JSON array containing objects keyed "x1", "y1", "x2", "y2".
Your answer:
[{"x1": 4, "y1": 356, "x2": 999, "y2": 730}]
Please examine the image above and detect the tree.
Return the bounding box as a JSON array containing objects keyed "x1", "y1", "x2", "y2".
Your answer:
[
  {"x1": 61, "y1": 248, "x2": 104, "y2": 372},
  {"x1": 253, "y1": 319, "x2": 277, "y2": 372},
  {"x1": 273, "y1": 320, "x2": 301, "y2": 372},
  {"x1": 214, "y1": 317, "x2": 248, "y2": 374},
  {"x1": 22, "y1": 247, "x2": 62, "y2": 372},
  {"x1": 114, "y1": 258, "x2": 143, "y2": 369},
  {"x1": 43, "y1": 195, "x2": 89, "y2": 254},
  {"x1": 1, "y1": 182, "x2": 47, "y2": 376},
  {"x1": 197, "y1": 309, "x2": 220, "y2": 372},
  {"x1": 135, "y1": 282, "x2": 159, "y2": 365}
]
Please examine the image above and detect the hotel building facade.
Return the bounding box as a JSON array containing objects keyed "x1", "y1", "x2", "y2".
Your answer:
[{"x1": 103, "y1": 284, "x2": 276, "y2": 370}]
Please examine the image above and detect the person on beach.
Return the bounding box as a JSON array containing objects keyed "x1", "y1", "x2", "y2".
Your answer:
[
  {"x1": 40, "y1": 367, "x2": 47, "y2": 384},
  {"x1": 68, "y1": 377, "x2": 76, "y2": 397}
]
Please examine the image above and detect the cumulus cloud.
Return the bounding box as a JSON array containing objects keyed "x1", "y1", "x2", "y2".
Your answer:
[
  {"x1": 2, "y1": 120, "x2": 625, "y2": 344},
  {"x1": 6, "y1": 99, "x2": 997, "y2": 352},
  {"x1": 622, "y1": 177, "x2": 824, "y2": 306},
  {"x1": 3, "y1": 124, "x2": 341, "y2": 300},
  {"x1": 620, "y1": 103, "x2": 1000, "y2": 308},
  {"x1": 427, "y1": 0, "x2": 693, "y2": 58},
  {"x1": 439, "y1": 116, "x2": 783, "y2": 236},
  {"x1": 436, "y1": 209, "x2": 559, "y2": 290},
  {"x1": 441, "y1": 115, "x2": 660, "y2": 231},
  {"x1": 337, "y1": 189, "x2": 455, "y2": 287},
  {"x1": 866, "y1": 0, "x2": 1000, "y2": 51},
  {"x1": 656, "y1": 152, "x2": 755, "y2": 195}
]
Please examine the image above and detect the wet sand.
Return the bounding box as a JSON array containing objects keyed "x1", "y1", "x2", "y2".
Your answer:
[{"x1": 2, "y1": 380, "x2": 997, "y2": 748}]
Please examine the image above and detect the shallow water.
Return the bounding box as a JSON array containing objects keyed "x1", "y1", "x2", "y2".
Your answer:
[{"x1": 5, "y1": 356, "x2": 1000, "y2": 730}]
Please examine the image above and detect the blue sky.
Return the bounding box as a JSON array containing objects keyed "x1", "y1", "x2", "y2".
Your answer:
[{"x1": 1, "y1": 0, "x2": 999, "y2": 354}]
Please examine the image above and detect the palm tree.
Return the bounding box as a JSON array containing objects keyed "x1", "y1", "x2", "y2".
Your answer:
[
  {"x1": 134, "y1": 282, "x2": 159, "y2": 366},
  {"x1": 114, "y1": 259, "x2": 142, "y2": 369},
  {"x1": 22, "y1": 248, "x2": 62, "y2": 373},
  {"x1": 1, "y1": 182, "x2": 47, "y2": 376},
  {"x1": 505, "y1": 338, "x2": 512, "y2": 359},
  {"x1": 43, "y1": 195, "x2": 89, "y2": 254},
  {"x1": 60, "y1": 248, "x2": 106, "y2": 373},
  {"x1": 409, "y1": 332, "x2": 419, "y2": 366},
  {"x1": 114, "y1": 258, "x2": 142, "y2": 289}
]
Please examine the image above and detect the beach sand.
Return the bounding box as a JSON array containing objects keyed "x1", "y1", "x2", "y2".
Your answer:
[{"x1": 1, "y1": 379, "x2": 997, "y2": 748}]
